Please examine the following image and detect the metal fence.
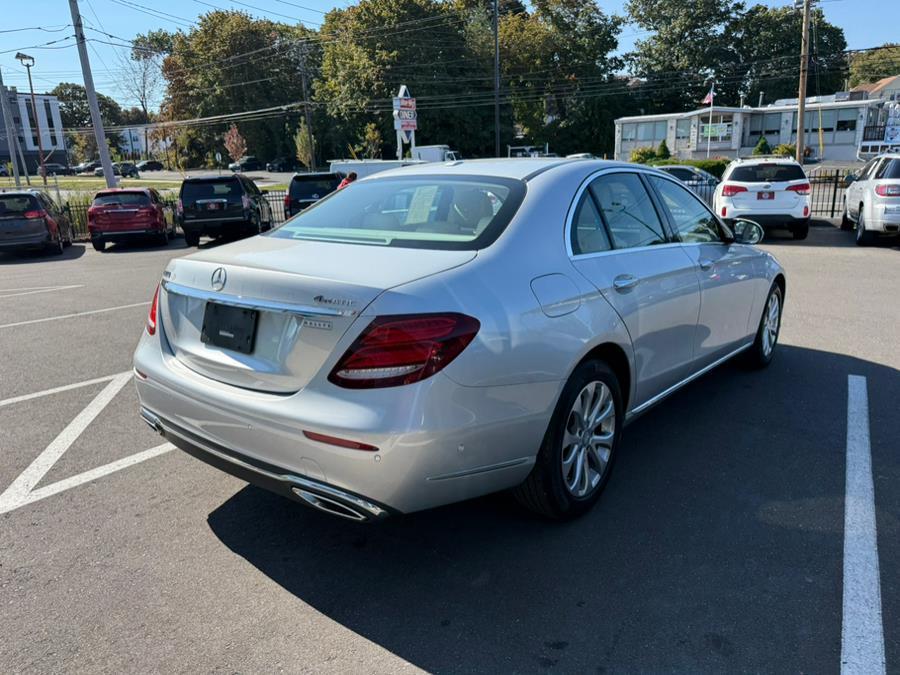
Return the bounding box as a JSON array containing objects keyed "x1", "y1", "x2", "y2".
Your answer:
[
  {"x1": 64, "y1": 190, "x2": 288, "y2": 241},
  {"x1": 807, "y1": 168, "x2": 851, "y2": 218}
]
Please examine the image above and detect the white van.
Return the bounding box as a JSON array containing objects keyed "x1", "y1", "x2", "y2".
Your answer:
[{"x1": 329, "y1": 159, "x2": 424, "y2": 179}]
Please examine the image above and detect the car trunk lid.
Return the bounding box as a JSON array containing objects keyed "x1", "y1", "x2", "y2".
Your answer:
[
  {"x1": 159, "y1": 236, "x2": 476, "y2": 393},
  {"x1": 0, "y1": 194, "x2": 45, "y2": 241}
]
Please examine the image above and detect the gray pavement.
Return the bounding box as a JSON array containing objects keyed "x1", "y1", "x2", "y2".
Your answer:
[{"x1": 0, "y1": 224, "x2": 897, "y2": 673}]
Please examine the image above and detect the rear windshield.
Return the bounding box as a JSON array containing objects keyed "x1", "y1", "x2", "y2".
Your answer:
[
  {"x1": 730, "y1": 164, "x2": 806, "y2": 182},
  {"x1": 0, "y1": 194, "x2": 39, "y2": 217},
  {"x1": 290, "y1": 175, "x2": 341, "y2": 199},
  {"x1": 92, "y1": 192, "x2": 150, "y2": 206},
  {"x1": 876, "y1": 159, "x2": 900, "y2": 180},
  {"x1": 270, "y1": 175, "x2": 526, "y2": 250},
  {"x1": 181, "y1": 179, "x2": 241, "y2": 200}
]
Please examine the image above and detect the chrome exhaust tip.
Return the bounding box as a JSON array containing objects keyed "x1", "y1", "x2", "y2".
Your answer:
[
  {"x1": 291, "y1": 487, "x2": 369, "y2": 522},
  {"x1": 140, "y1": 408, "x2": 163, "y2": 434}
]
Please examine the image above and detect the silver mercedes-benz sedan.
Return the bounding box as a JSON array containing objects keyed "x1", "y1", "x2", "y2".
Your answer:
[{"x1": 134, "y1": 159, "x2": 785, "y2": 522}]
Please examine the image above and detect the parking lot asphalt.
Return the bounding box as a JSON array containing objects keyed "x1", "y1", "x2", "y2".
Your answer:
[{"x1": 0, "y1": 225, "x2": 897, "y2": 673}]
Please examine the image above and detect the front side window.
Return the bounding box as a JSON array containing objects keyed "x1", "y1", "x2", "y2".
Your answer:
[
  {"x1": 589, "y1": 173, "x2": 666, "y2": 249},
  {"x1": 270, "y1": 175, "x2": 525, "y2": 250},
  {"x1": 650, "y1": 177, "x2": 723, "y2": 244}
]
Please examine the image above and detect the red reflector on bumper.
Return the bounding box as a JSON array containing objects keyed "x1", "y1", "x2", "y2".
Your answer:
[{"x1": 303, "y1": 430, "x2": 378, "y2": 452}]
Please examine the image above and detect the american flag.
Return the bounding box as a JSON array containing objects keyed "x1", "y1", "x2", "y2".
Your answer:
[{"x1": 701, "y1": 88, "x2": 715, "y2": 105}]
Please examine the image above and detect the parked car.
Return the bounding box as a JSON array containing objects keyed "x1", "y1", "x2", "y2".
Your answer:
[
  {"x1": 93, "y1": 162, "x2": 141, "y2": 179},
  {"x1": 658, "y1": 165, "x2": 719, "y2": 205},
  {"x1": 74, "y1": 160, "x2": 101, "y2": 174},
  {"x1": 228, "y1": 156, "x2": 262, "y2": 172},
  {"x1": 177, "y1": 174, "x2": 273, "y2": 247},
  {"x1": 713, "y1": 157, "x2": 810, "y2": 239},
  {"x1": 0, "y1": 190, "x2": 74, "y2": 255},
  {"x1": 41, "y1": 163, "x2": 74, "y2": 176},
  {"x1": 87, "y1": 188, "x2": 176, "y2": 252},
  {"x1": 0, "y1": 164, "x2": 8, "y2": 177},
  {"x1": 284, "y1": 172, "x2": 342, "y2": 217},
  {"x1": 841, "y1": 153, "x2": 900, "y2": 245},
  {"x1": 137, "y1": 160, "x2": 164, "y2": 172},
  {"x1": 135, "y1": 159, "x2": 784, "y2": 523},
  {"x1": 266, "y1": 157, "x2": 303, "y2": 172}
]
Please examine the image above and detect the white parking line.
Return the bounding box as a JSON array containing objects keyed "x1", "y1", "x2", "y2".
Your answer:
[
  {"x1": 841, "y1": 375, "x2": 885, "y2": 675},
  {"x1": 0, "y1": 373, "x2": 132, "y2": 514},
  {"x1": 0, "y1": 284, "x2": 83, "y2": 299},
  {"x1": 0, "y1": 302, "x2": 149, "y2": 330},
  {"x1": 0, "y1": 372, "x2": 127, "y2": 408}
]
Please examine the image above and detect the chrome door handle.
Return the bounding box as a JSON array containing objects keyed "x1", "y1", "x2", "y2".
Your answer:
[
  {"x1": 613, "y1": 274, "x2": 639, "y2": 291},
  {"x1": 699, "y1": 258, "x2": 714, "y2": 271}
]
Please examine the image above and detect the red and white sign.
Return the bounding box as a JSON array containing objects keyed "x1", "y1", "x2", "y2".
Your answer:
[{"x1": 393, "y1": 97, "x2": 416, "y2": 111}]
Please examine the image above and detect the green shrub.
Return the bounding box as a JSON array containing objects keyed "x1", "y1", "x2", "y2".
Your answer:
[
  {"x1": 752, "y1": 137, "x2": 772, "y2": 155},
  {"x1": 773, "y1": 143, "x2": 795, "y2": 157},
  {"x1": 630, "y1": 146, "x2": 657, "y2": 163},
  {"x1": 648, "y1": 157, "x2": 730, "y2": 179},
  {"x1": 656, "y1": 139, "x2": 671, "y2": 159}
]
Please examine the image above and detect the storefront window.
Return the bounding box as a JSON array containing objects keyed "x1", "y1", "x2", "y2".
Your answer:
[
  {"x1": 836, "y1": 109, "x2": 858, "y2": 132},
  {"x1": 621, "y1": 123, "x2": 636, "y2": 141},
  {"x1": 676, "y1": 119, "x2": 691, "y2": 140},
  {"x1": 700, "y1": 114, "x2": 732, "y2": 143}
]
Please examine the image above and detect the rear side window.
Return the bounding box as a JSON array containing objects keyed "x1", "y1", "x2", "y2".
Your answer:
[
  {"x1": 875, "y1": 159, "x2": 900, "y2": 179},
  {"x1": 571, "y1": 192, "x2": 612, "y2": 255},
  {"x1": 589, "y1": 173, "x2": 666, "y2": 249},
  {"x1": 181, "y1": 179, "x2": 242, "y2": 200},
  {"x1": 729, "y1": 164, "x2": 806, "y2": 182},
  {"x1": 663, "y1": 168, "x2": 694, "y2": 181},
  {"x1": 0, "y1": 194, "x2": 39, "y2": 216},
  {"x1": 92, "y1": 192, "x2": 150, "y2": 206},
  {"x1": 290, "y1": 175, "x2": 341, "y2": 200}
]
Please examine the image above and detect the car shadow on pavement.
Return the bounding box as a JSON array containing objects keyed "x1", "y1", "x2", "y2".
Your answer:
[
  {"x1": 0, "y1": 243, "x2": 86, "y2": 264},
  {"x1": 206, "y1": 345, "x2": 900, "y2": 673}
]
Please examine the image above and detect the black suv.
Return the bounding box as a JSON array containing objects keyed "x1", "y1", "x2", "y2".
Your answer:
[
  {"x1": 228, "y1": 156, "x2": 262, "y2": 172},
  {"x1": 137, "y1": 160, "x2": 164, "y2": 171},
  {"x1": 266, "y1": 156, "x2": 302, "y2": 172},
  {"x1": 284, "y1": 172, "x2": 343, "y2": 218},
  {"x1": 178, "y1": 174, "x2": 273, "y2": 247}
]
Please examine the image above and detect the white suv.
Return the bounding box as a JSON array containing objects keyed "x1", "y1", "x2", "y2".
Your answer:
[
  {"x1": 842, "y1": 153, "x2": 900, "y2": 246},
  {"x1": 714, "y1": 158, "x2": 811, "y2": 240}
]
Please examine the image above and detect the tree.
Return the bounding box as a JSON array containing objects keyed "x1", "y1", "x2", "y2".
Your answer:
[
  {"x1": 223, "y1": 124, "x2": 247, "y2": 161},
  {"x1": 361, "y1": 122, "x2": 382, "y2": 159},
  {"x1": 116, "y1": 31, "x2": 171, "y2": 159},
  {"x1": 656, "y1": 139, "x2": 671, "y2": 159},
  {"x1": 293, "y1": 119, "x2": 315, "y2": 169},
  {"x1": 752, "y1": 136, "x2": 771, "y2": 155},
  {"x1": 850, "y1": 44, "x2": 900, "y2": 87}
]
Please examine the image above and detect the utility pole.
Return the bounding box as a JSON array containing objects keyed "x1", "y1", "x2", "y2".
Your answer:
[
  {"x1": 15, "y1": 53, "x2": 47, "y2": 186},
  {"x1": 68, "y1": 0, "x2": 116, "y2": 188},
  {"x1": 298, "y1": 42, "x2": 316, "y2": 172},
  {"x1": 0, "y1": 68, "x2": 22, "y2": 187},
  {"x1": 796, "y1": 0, "x2": 812, "y2": 164},
  {"x1": 493, "y1": 0, "x2": 500, "y2": 157}
]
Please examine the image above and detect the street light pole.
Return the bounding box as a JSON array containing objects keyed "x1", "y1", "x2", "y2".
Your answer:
[{"x1": 15, "y1": 53, "x2": 47, "y2": 186}]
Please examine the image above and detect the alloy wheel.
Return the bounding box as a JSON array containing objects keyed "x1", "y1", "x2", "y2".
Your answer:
[
  {"x1": 761, "y1": 292, "x2": 780, "y2": 357},
  {"x1": 561, "y1": 381, "x2": 615, "y2": 498}
]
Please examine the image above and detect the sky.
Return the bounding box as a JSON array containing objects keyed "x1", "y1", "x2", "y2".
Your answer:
[{"x1": 0, "y1": 0, "x2": 897, "y2": 108}]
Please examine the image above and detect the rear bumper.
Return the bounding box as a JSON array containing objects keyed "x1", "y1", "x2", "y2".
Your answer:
[
  {"x1": 132, "y1": 322, "x2": 556, "y2": 515},
  {"x1": 869, "y1": 205, "x2": 900, "y2": 233},
  {"x1": 180, "y1": 216, "x2": 250, "y2": 235},
  {"x1": 91, "y1": 228, "x2": 164, "y2": 241},
  {"x1": 0, "y1": 231, "x2": 51, "y2": 251},
  {"x1": 725, "y1": 213, "x2": 809, "y2": 229}
]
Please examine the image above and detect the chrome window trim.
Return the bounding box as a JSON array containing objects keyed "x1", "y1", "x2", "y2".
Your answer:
[
  {"x1": 161, "y1": 280, "x2": 348, "y2": 317},
  {"x1": 565, "y1": 166, "x2": 673, "y2": 259}
]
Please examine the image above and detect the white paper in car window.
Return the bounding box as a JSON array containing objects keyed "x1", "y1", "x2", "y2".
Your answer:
[{"x1": 404, "y1": 185, "x2": 439, "y2": 225}]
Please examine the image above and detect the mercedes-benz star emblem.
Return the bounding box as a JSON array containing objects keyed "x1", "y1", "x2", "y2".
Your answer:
[{"x1": 211, "y1": 267, "x2": 227, "y2": 291}]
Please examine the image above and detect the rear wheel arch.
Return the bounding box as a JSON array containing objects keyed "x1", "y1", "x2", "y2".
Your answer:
[
  {"x1": 773, "y1": 273, "x2": 786, "y2": 300},
  {"x1": 578, "y1": 342, "x2": 631, "y2": 414}
]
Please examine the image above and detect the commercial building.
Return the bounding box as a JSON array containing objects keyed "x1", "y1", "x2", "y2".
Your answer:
[
  {"x1": 614, "y1": 86, "x2": 900, "y2": 163},
  {"x1": 0, "y1": 86, "x2": 67, "y2": 172}
]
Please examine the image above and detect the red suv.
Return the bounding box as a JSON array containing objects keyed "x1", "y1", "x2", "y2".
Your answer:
[{"x1": 88, "y1": 188, "x2": 175, "y2": 251}]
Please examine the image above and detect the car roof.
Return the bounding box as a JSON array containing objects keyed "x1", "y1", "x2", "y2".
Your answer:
[
  {"x1": 95, "y1": 187, "x2": 150, "y2": 194},
  {"x1": 728, "y1": 156, "x2": 801, "y2": 166},
  {"x1": 183, "y1": 174, "x2": 242, "y2": 181},
  {"x1": 363, "y1": 158, "x2": 634, "y2": 182}
]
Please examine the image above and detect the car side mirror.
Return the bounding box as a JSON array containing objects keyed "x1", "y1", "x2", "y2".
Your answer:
[
  {"x1": 731, "y1": 218, "x2": 765, "y2": 245},
  {"x1": 843, "y1": 174, "x2": 856, "y2": 187}
]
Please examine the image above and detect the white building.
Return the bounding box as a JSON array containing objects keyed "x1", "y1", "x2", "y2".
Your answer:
[
  {"x1": 0, "y1": 87, "x2": 67, "y2": 170},
  {"x1": 614, "y1": 94, "x2": 899, "y2": 163}
]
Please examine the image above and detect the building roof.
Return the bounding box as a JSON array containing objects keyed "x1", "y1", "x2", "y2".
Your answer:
[
  {"x1": 851, "y1": 75, "x2": 900, "y2": 95},
  {"x1": 615, "y1": 97, "x2": 882, "y2": 123}
]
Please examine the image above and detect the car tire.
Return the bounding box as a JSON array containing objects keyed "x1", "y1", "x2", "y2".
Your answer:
[
  {"x1": 92, "y1": 239, "x2": 106, "y2": 252},
  {"x1": 840, "y1": 200, "x2": 854, "y2": 231},
  {"x1": 49, "y1": 235, "x2": 64, "y2": 256},
  {"x1": 64, "y1": 227, "x2": 73, "y2": 247},
  {"x1": 513, "y1": 359, "x2": 622, "y2": 520},
  {"x1": 745, "y1": 283, "x2": 783, "y2": 369},
  {"x1": 184, "y1": 230, "x2": 200, "y2": 247},
  {"x1": 792, "y1": 221, "x2": 809, "y2": 240},
  {"x1": 156, "y1": 229, "x2": 169, "y2": 247},
  {"x1": 855, "y1": 208, "x2": 874, "y2": 246}
]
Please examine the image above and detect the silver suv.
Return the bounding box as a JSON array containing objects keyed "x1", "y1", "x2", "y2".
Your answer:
[{"x1": 842, "y1": 153, "x2": 900, "y2": 245}]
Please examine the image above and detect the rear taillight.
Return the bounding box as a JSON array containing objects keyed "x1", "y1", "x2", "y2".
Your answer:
[
  {"x1": 146, "y1": 284, "x2": 160, "y2": 335},
  {"x1": 721, "y1": 184, "x2": 747, "y2": 197},
  {"x1": 23, "y1": 209, "x2": 46, "y2": 219},
  {"x1": 242, "y1": 194, "x2": 251, "y2": 210},
  {"x1": 329, "y1": 313, "x2": 480, "y2": 389},
  {"x1": 875, "y1": 184, "x2": 900, "y2": 197},
  {"x1": 283, "y1": 194, "x2": 292, "y2": 209},
  {"x1": 176, "y1": 199, "x2": 183, "y2": 215},
  {"x1": 87, "y1": 207, "x2": 97, "y2": 223},
  {"x1": 787, "y1": 183, "x2": 811, "y2": 195}
]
